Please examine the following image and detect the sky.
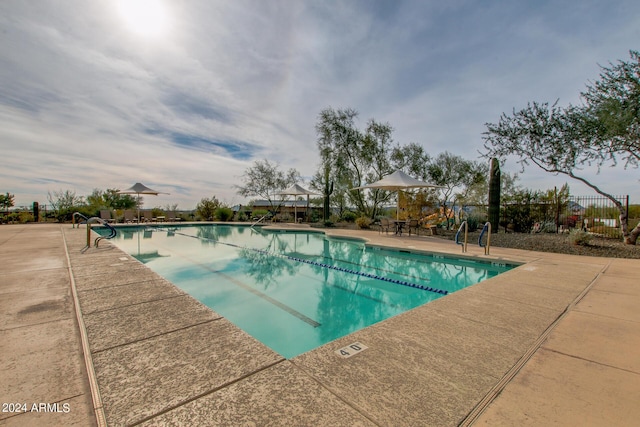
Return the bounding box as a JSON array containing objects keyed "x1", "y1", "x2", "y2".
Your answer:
[{"x1": 1, "y1": 0, "x2": 639, "y2": 210}]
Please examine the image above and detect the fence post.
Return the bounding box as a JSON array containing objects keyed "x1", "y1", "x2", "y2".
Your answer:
[{"x1": 626, "y1": 195, "x2": 630, "y2": 229}]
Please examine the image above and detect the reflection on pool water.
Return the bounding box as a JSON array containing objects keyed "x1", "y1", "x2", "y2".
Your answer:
[{"x1": 98, "y1": 225, "x2": 514, "y2": 358}]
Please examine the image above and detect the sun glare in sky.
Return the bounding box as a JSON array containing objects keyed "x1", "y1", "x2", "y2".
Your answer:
[{"x1": 117, "y1": 0, "x2": 169, "y2": 37}]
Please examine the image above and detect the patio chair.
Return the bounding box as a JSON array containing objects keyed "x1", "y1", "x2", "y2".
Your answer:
[
  {"x1": 379, "y1": 218, "x2": 392, "y2": 234},
  {"x1": 99, "y1": 210, "x2": 115, "y2": 223},
  {"x1": 142, "y1": 210, "x2": 156, "y2": 223},
  {"x1": 123, "y1": 210, "x2": 138, "y2": 223},
  {"x1": 166, "y1": 211, "x2": 178, "y2": 222},
  {"x1": 406, "y1": 219, "x2": 420, "y2": 236}
]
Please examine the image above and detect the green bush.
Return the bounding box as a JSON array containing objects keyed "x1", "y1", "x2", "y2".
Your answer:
[
  {"x1": 252, "y1": 209, "x2": 269, "y2": 219},
  {"x1": 55, "y1": 206, "x2": 93, "y2": 223},
  {"x1": 466, "y1": 215, "x2": 485, "y2": 232},
  {"x1": 215, "y1": 207, "x2": 233, "y2": 221},
  {"x1": 341, "y1": 211, "x2": 357, "y2": 223},
  {"x1": 568, "y1": 229, "x2": 592, "y2": 246}
]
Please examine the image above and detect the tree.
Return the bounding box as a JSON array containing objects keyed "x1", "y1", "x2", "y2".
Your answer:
[
  {"x1": 312, "y1": 107, "x2": 395, "y2": 219},
  {"x1": 427, "y1": 152, "x2": 487, "y2": 229},
  {"x1": 196, "y1": 196, "x2": 221, "y2": 221},
  {"x1": 0, "y1": 192, "x2": 15, "y2": 213},
  {"x1": 483, "y1": 51, "x2": 640, "y2": 244},
  {"x1": 86, "y1": 188, "x2": 136, "y2": 211},
  {"x1": 581, "y1": 50, "x2": 640, "y2": 170},
  {"x1": 235, "y1": 159, "x2": 301, "y2": 214},
  {"x1": 47, "y1": 189, "x2": 85, "y2": 222},
  {"x1": 390, "y1": 142, "x2": 431, "y2": 180}
]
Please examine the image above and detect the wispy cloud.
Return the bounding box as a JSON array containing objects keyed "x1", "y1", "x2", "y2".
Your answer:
[{"x1": 1, "y1": 0, "x2": 639, "y2": 208}]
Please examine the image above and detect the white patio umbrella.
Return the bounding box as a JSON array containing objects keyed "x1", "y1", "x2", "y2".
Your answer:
[
  {"x1": 276, "y1": 184, "x2": 320, "y2": 223},
  {"x1": 118, "y1": 182, "x2": 169, "y2": 223},
  {"x1": 352, "y1": 170, "x2": 442, "y2": 219}
]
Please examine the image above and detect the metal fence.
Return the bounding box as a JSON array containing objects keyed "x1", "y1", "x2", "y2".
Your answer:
[{"x1": 495, "y1": 195, "x2": 630, "y2": 238}]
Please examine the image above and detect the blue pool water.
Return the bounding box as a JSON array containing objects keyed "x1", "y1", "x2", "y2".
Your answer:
[{"x1": 97, "y1": 225, "x2": 514, "y2": 358}]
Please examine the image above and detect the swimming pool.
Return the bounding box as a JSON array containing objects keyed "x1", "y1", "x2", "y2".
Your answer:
[{"x1": 97, "y1": 224, "x2": 514, "y2": 358}]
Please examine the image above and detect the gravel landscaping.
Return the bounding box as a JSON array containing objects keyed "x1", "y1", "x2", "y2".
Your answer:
[{"x1": 431, "y1": 229, "x2": 640, "y2": 259}]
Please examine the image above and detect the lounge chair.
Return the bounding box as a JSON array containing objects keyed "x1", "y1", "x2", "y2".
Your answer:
[
  {"x1": 142, "y1": 210, "x2": 156, "y2": 223},
  {"x1": 123, "y1": 210, "x2": 138, "y2": 223},
  {"x1": 166, "y1": 211, "x2": 178, "y2": 222},
  {"x1": 99, "y1": 210, "x2": 115, "y2": 223}
]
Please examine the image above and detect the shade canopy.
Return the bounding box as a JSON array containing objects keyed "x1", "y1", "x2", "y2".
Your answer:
[
  {"x1": 275, "y1": 184, "x2": 319, "y2": 223},
  {"x1": 352, "y1": 170, "x2": 442, "y2": 220},
  {"x1": 119, "y1": 182, "x2": 166, "y2": 195},
  {"x1": 352, "y1": 170, "x2": 441, "y2": 191},
  {"x1": 276, "y1": 183, "x2": 320, "y2": 196},
  {"x1": 117, "y1": 182, "x2": 169, "y2": 222}
]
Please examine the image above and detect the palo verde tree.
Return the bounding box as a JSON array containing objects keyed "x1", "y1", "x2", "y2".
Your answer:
[
  {"x1": 312, "y1": 107, "x2": 395, "y2": 219},
  {"x1": 235, "y1": 159, "x2": 301, "y2": 215},
  {"x1": 86, "y1": 188, "x2": 136, "y2": 211},
  {"x1": 196, "y1": 196, "x2": 221, "y2": 221},
  {"x1": 426, "y1": 152, "x2": 487, "y2": 229},
  {"x1": 483, "y1": 50, "x2": 640, "y2": 244}
]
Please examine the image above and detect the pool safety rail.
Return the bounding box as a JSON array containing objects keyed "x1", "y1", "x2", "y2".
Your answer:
[
  {"x1": 479, "y1": 222, "x2": 492, "y2": 255},
  {"x1": 78, "y1": 215, "x2": 117, "y2": 252},
  {"x1": 455, "y1": 221, "x2": 493, "y2": 255},
  {"x1": 455, "y1": 221, "x2": 469, "y2": 253},
  {"x1": 160, "y1": 228, "x2": 449, "y2": 296},
  {"x1": 72, "y1": 212, "x2": 88, "y2": 227}
]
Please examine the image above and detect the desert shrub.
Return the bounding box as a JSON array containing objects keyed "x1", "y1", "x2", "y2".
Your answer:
[
  {"x1": 590, "y1": 225, "x2": 622, "y2": 239},
  {"x1": 251, "y1": 210, "x2": 272, "y2": 222},
  {"x1": 466, "y1": 215, "x2": 485, "y2": 232},
  {"x1": 19, "y1": 212, "x2": 34, "y2": 223},
  {"x1": 310, "y1": 210, "x2": 321, "y2": 222},
  {"x1": 568, "y1": 229, "x2": 592, "y2": 246},
  {"x1": 341, "y1": 211, "x2": 357, "y2": 223},
  {"x1": 540, "y1": 221, "x2": 557, "y2": 233},
  {"x1": 278, "y1": 213, "x2": 291, "y2": 222},
  {"x1": 215, "y1": 207, "x2": 233, "y2": 221},
  {"x1": 355, "y1": 216, "x2": 372, "y2": 229}
]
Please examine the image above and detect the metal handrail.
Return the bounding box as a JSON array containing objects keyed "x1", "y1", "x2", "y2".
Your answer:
[
  {"x1": 455, "y1": 221, "x2": 468, "y2": 253},
  {"x1": 81, "y1": 217, "x2": 117, "y2": 252},
  {"x1": 72, "y1": 212, "x2": 88, "y2": 228},
  {"x1": 479, "y1": 222, "x2": 492, "y2": 255}
]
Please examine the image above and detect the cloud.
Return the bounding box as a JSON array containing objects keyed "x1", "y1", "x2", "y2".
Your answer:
[{"x1": 1, "y1": 0, "x2": 639, "y2": 209}]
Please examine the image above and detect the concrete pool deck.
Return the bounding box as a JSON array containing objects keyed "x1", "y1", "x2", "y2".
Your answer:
[{"x1": 0, "y1": 223, "x2": 638, "y2": 426}]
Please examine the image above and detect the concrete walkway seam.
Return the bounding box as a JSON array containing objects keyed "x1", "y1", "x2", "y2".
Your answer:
[
  {"x1": 459, "y1": 259, "x2": 612, "y2": 426},
  {"x1": 62, "y1": 226, "x2": 107, "y2": 427}
]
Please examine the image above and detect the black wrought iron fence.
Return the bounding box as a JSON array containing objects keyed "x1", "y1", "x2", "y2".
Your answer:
[
  {"x1": 461, "y1": 195, "x2": 630, "y2": 239},
  {"x1": 497, "y1": 195, "x2": 629, "y2": 238},
  {"x1": 564, "y1": 195, "x2": 629, "y2": 239}
]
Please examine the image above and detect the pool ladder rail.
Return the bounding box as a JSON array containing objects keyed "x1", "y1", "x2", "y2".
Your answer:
[
  {"x1": 74, "y1": 213, "x2": 117, "y2": 252},
  {"x1": 479, "y1": 222, "x2": 491, "y2": 255},
  {"x1": 455, "y1": 221, "x2": 469, "y2": 253},
  {"x1": 455, "y1": 221, "x2": 492, "y2": 255}
]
